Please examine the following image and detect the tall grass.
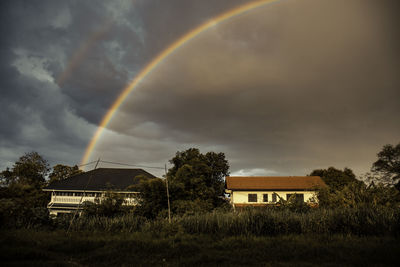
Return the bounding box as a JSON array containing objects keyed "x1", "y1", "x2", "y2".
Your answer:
[
  {"x1": 50, "y1": 206, "x2": 400, "y2": 236},
  {"x1": 177, "y1": 206, "x2": 400, "y2": 236}
]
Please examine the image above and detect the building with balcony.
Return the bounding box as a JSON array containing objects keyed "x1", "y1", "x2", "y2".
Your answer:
[
  {"x1": 43, "y1": 168, "x2": 156, "y2": 216},
  {"x1": 225, "y1": 176, "x2": 327, "y2": 208}
]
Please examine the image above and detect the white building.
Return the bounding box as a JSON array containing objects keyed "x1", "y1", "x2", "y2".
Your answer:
[
  {"x1": 43, "y1": 168, "x2": 156, "y2": 216},
  {"x1": 225, "y1": 176, "x2": 327, "y2": 208}
]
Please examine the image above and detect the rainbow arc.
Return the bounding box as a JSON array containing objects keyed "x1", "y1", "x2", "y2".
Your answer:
[{"x1": 81, "y1": 0, "x2": 281, "y2": 165}]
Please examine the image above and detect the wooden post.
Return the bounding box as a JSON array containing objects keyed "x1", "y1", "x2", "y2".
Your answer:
[
  {"x1": 67, "y1": 158, "x2": 100, "y2": 233},
  {"x1": 165, "y1": 164, "x2": 171, "y2": 223}
]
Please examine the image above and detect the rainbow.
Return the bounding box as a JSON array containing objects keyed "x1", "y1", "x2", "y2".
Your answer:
[
  {"x1": 57, "y1": 21, "x2": 112, "y2": 86},
  {"x1": 80, "y1": 0, "x2": 280, "y2": 166}
]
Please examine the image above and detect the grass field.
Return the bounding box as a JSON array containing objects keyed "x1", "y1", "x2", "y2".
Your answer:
[
  {"x1": 1, "y1": 229, "x2": 399, "y2": 266},
  {"x1": 1, "y1": 207, "x2": 399, "y2": 266}
]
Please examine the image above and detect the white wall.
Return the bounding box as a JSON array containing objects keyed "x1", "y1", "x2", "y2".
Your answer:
[{"x1": 231, "y1": 191, "x2": 317, "y2": 204}]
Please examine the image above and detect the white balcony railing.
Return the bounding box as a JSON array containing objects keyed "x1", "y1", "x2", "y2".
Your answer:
[
  {"x1": 51, "y1": 196, "x2": 96, "y2": 204},
  {"x1": 49, "y1": 195, "x2": 138, "y2": 206}
]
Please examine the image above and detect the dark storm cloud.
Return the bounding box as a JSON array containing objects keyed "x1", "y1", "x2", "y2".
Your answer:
[
  {"x1": 57, "y1": 0, "x2": 246, "y2": 124},
  {"x1": 0, "y1": 0, "x2": 252, "y2": 169},
  {"x1": 108, "y1": 0, "x2": 400, "y2": 175},
  {"x1": 1, "y1": 0, "x2": 398, "y2": 176}
]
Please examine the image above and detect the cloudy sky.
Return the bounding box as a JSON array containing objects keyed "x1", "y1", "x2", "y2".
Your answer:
[{"x1": 1, "y1": 0, "x2": 399, "y2": 177}]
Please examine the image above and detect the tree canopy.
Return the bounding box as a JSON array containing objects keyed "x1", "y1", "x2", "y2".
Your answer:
[
  {"x1": 132, "y1": 178, "x2": 168, "y2": 219},
  {"x1": 4, "y1": 152, "x2": 50, "y2": 188},
  {"x1": 134, "y1": 148, "x2": 230, "y2": 218},
  {"x1": 372, "y1": 143, "x2": 400, "y2": 189},
  {"x1": 49, "y1": 164, "x2": 83, "y2": 184},
  {"x1": 168, "y1": 148, "x2": 229, "y2": 214},
  {"x1": 309, "y1": 167, "x2": 360, "y2": 191},
  {"x1": 0, "y1": 152, "x2": 50, "y2": 227}
]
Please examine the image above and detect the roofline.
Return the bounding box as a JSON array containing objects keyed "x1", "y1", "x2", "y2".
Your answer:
[
  {"x1": 226, "y1": 176, "x2": 322, "y2": 178},
  {"x1": 227, "y1": 188, "x2": 321, "y2": 191},
  {"x1": 43, "y1": 189, "x2": 140, "y2": 193}
]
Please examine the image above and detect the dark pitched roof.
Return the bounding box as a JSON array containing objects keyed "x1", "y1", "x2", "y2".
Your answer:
[
  {"x1": 225, "y1": 176, "x2": 327, "y2": 190},
  {"x1": 44, "y1": 168, "x2": 156, "y2": 191}
]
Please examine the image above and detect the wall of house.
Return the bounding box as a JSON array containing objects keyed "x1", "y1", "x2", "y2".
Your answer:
[
  {"x1": 231, "y1": 190, "x2": 317, "y2": 205},
  {"x1": 49, "y1": 191, "x2": 138, "y2": 206},
  {"x1": 50, "y1": 192, "x2": 98, "y2": 205},
  {"x1": 47, "y1": 191, "x2": 139, "y2": 216}
]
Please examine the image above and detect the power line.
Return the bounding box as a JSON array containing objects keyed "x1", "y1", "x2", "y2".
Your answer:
[
  {"x1": 98, "y1": 160, "x2": 165, "y2": 170},
  {"x1": 68, "y1": 158, "x2": 100, "y2": 233},
  {"x1": 78, "y1": 160, "x2": 98, "y2": 168}
]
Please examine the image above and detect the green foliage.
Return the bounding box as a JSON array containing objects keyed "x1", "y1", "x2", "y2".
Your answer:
[
  {"x1": 0, "y1": 152, "x2": 51, "y2": 229},
  {"x1": 49, "y1": 164, "x2": 83, "y2": 184},
  {"x1": 172, "y1": 199, "x2": 214, "y2": 216},
  {"x1": 178, "y1": 207, "x2": 400, "y2": 236},
  {"x1": 310, "y1": 167, "x2": 360, "y2": 191},
  {"x1": 276, "y1": 194, "x2": 312, "y2": 213},
  {"x1": 82, "y1": 192, "x2": 129, "y2": 217},
  {"x1": 0, "y1": 186, "x2": 50, "y2": 229},
  {"x1": 317, "y1": 181, "x2": 400, "y2": 209},
  {"x1": 168, "y1": 148, "x2": 229, "y2": 213},
  {"x1": 131, "y1": 178, "x2": 168, "y2": 219},
  {"x1": 372, "y1": 143, "x2": 400, "y2": 188},
  {"x1": 0, "y1": 168, "x2": 13, "y2": 186},
  {"x1": 48, "y1": 206, "x2": 400, "y2": 236},
  {"x1": 6, "y1": 152, "x2": 50, "y2": 188}
]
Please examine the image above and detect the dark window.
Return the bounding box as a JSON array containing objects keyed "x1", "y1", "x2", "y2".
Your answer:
[
  {"x1": 272, "y1": 193, "x2": 277, "y2": 202},
  {"x1": 248, "y1": 194, "x2": 257, "y2": 202},
  {"x1": 286, "y1": 194, "x2": 304, "y2": 203},
  {"x1": 263, "y1": 194, "x2": 268, "y2": 202}
]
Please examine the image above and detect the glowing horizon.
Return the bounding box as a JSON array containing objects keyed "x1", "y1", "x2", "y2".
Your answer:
[{"x1": 80, "y1": 0, "x2": 281, "y2": 166}]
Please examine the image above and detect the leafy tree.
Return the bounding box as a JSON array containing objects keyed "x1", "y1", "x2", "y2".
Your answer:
[
  {"x1": 309, "y1": 167, "x2": 361, "y2": 191},
  {"x1": 0, "y1": 152, "x2": 50, "y2": 228},
  {"x1": 0, "y1": 167, "x2": 13, "y2": 186},
  {"x1": 132, "y1": 178, "x2": 168, "y2": 219},
  {"x1": 49, "y1": 164, "x2": 83, "y2": 184},
  {"x1": 317, "y1": 181, "x2": 400, "y2": 209},
  {"x1": 82, "y1": 191, "x2": 127, "y2": 217},
  {"x1": 168, "y1": 148, "x2": 230, "y2": 214},
  {"x1": 10, "y1": 152, "x2": 50, "y2": 188},
  {"x1": 372, "y1": 143, "x2": 400, "y2": 189}
]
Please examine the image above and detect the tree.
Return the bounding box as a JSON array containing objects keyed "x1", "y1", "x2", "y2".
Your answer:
[
  {"x1": 372, "y1": 143, "x2": 400, "y2": 189},
  {"x1": 309, "y1": 167, "x2": 361, "y2": 191},
  {"x1": 132, "y1": 178, "x2": 168, "y2": 219},
  {"x1": 49, "y1": 164, "x2": 83, "y2": 184},
  {"x1": 82, "y1": 191, "x2": 127, "y2": 217},
  {"x1": 168, "y1": 148, "x2": 230, "y2": 214},
  {"x1": 10, "y1": 152, "x2": 50, "y2": 188},
  {"x1": 0, "y1": 168, "x2": 13, "y2": 186},
  {"x1": 0, "y1": 152, "x2": 50, "y2": 227}
]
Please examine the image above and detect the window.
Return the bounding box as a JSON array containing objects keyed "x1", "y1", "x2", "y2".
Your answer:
[
  {"x1": 263, "y1": 194, "x2": 268, "y2": 202},
  {"x1": 286, "y1": 193, "x2": 304, "y2": 203},
  {"x1": 272, "y1": 193, "x2": 278, "y2": 202},
  {"x1": 248, "y1": 194, "x2": 257, "y2": 202}
]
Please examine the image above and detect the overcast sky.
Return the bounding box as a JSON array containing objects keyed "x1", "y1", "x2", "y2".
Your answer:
[{"x1": 1, "y1": 0, "x2": 399, "y2": 177}]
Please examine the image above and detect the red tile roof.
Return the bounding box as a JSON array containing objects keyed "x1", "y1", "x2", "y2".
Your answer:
[{"x1": 225, "y1": 176, "x2": 326, "y2": 190}]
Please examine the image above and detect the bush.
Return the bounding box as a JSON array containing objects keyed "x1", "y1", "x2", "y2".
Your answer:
[{"x1": 82, "y1": 192, "x2": 132, "y2": 218}]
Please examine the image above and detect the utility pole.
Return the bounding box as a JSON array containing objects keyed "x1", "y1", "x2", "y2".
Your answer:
[
  {"x1": 165, "y1": 164, "x2": 171, "y2": 223},
  {"x1": 67, "y1": 158, "x2": 100, "y2": 233}
]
